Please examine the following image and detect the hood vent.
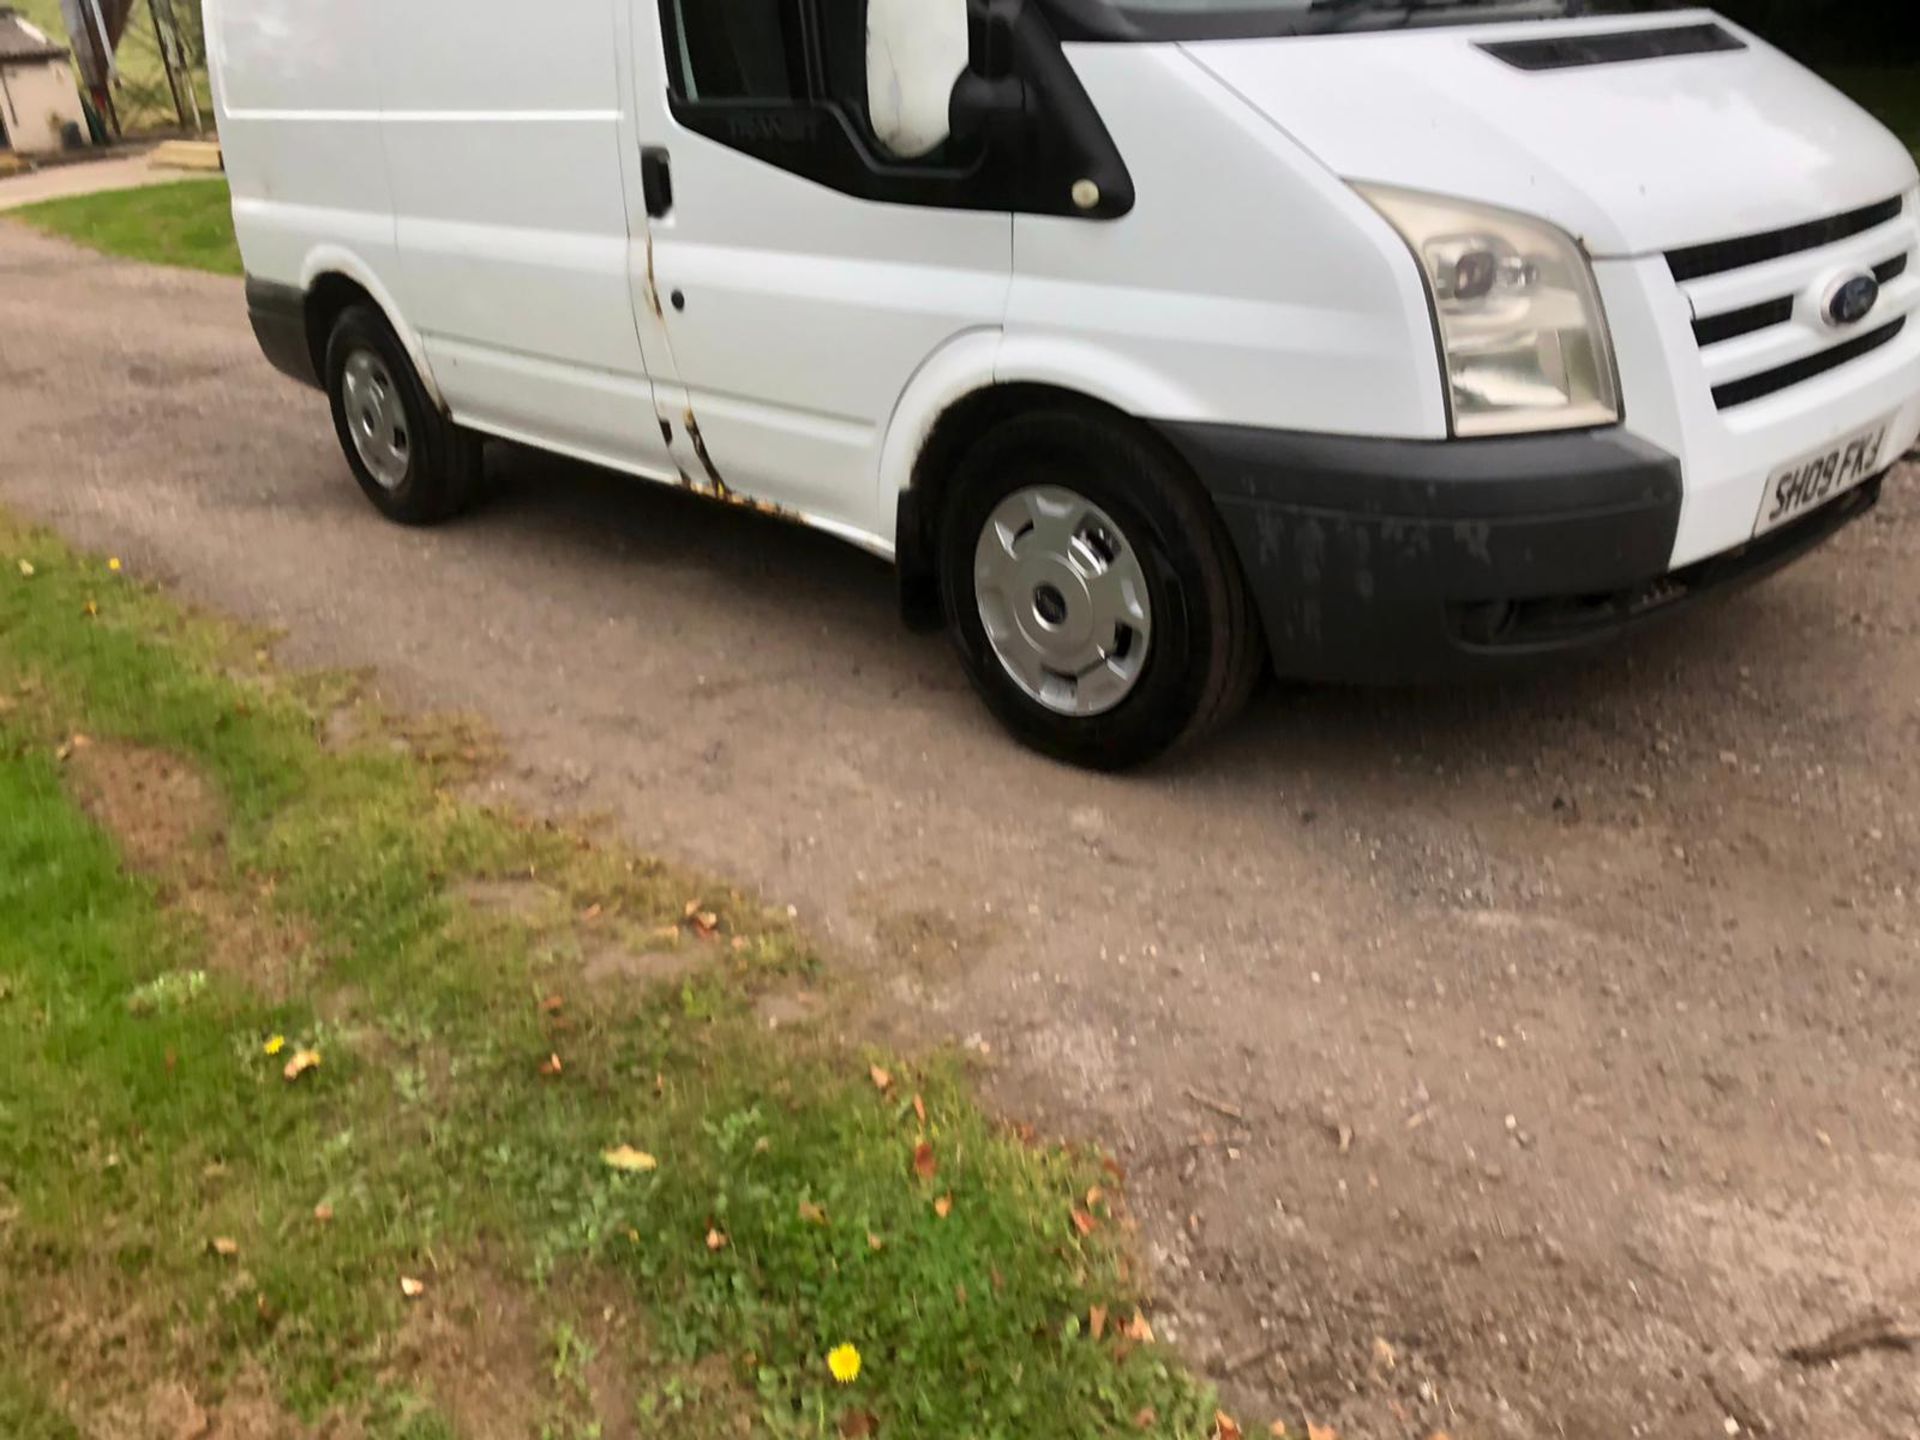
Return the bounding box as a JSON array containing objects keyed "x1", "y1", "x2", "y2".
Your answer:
[{"x1": 1479, "y1": 23, "x2": 1744, "y2": 73}]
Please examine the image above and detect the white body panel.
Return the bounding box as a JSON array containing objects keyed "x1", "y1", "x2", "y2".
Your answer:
[
  {"x1": 1008, "y1": 45, "x2": 1448, "y2": 440},
  {"x1": 211, "y1": 0, "x2": 1920, "y2": 593},
  {"x1": 210, "y1": 0, "x2": 399, "y2": 320},
  {"x1": 373, "y1": 0, "x2": 675, "y2": 481}
]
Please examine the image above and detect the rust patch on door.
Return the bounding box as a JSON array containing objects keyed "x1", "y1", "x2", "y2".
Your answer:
[
  {"x1": 675, "y1": 409, "x2": 801, "y2": 522},
  {"x1": 643, "y1": 234, "x2": 664, "y2": 319},
  {"x1": 683, "y1": 410, "x2": 729, "y2": 497}
]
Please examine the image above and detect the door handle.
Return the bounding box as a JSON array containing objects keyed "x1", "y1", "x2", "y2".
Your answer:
[{"x1": 641, "y1": 147, "x2": 673, "y2": 218}]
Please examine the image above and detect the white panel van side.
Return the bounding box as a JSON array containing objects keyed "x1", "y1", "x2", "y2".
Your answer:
[{"x1": 216, "y1": 0, "x2": 1920, "y2": 771}]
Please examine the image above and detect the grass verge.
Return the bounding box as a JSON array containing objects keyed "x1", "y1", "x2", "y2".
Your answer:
[
  {"x1": 0, "y1": 516, "x2": 1224, "y2": 1437},
  {"x1": 11, "y1": 177, "x2": 240, "y2": 276}
]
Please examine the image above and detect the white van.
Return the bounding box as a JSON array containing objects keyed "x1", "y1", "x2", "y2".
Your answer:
[{"x1": 207, "y1": 0, "x2": 1920, "y2": 768}]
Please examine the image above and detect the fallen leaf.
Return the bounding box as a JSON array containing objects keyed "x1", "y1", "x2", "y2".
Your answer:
[
  {"x1": 912, "y1": 1141, "x2": 936, "y2": 1182},
  {"x1": 539, "y1": 994, "x2": 564, "y2": 1014},
  {"x1": 683, "y1": 899, "x2": 701, "y2": 918},
  {"x1": 400, "y1": 1276, "x2": 426, "y2": 1299},
  {"x1": 866, "y1": 1231, "x2": 885, "y2": 1252},
  {"x1": 209, "y1": 1237, "x2": 239, "y2": 1258},
  {"x1": 1134, "y1": 1408, "x2": 1157, "y2": 1430},
  {"x1": 1124, "y1": 1309, "x2": 1155, "y2": 1344},
  {"x1": 312, "y1": 1203, "x2": 334, "y2": 1224},
  {"x1": 869, "y1": 1064, "x2": 892, "y2": 1092},
  {"x1": 602, "y1": 1145, "x2": 658, "y2": 1173},
  {"x1": 262, "y1": 1035, "x2": 286, "y2": 1057},
  {"x1": 1306, "y1": 1425, "x2": 1337, "y2": 1440},
  {"x1": 839, "y1": 1411, "x2": 878, "y2": 1439},
  {"x1": 692, "y1": 911, "x2": 720, "y2": 938},
  {"x1": 912, "y1": 1093, "x2": 926, "y2": 1125},
  {"x1": 1215, "y1": 1412, "x2": 1243, "y2": 1440},
  {"x1": 706, "y1": 1227, "x2": 729, "y2": 1251},
  {"x1": 1086, "y1": 1185, "x2": 1105, "y2": 1209},
  {"x1": 582, "y1": 903, "x2": 603, "y2": 922},
  {"x1": 282, "y1": 1049, "x2": 321, "y2": 1082},
  {"x1": 1269, "y1": 1425, "x2": 1289, "y2": 1438},
  {"x1": 1089, "y1": 1304, "x2": 1107, "y2": 1340},
  {"x1": 1071, "y1": 1209, "x2": 1099, "y2": 1237},
  {"x1": 83, "y1": 599, "x2": 98, "y2": 617},
  {"x1": 16, "y1": 560, "x2": 33, "y2": 577},
  {"x1": 539, "y1": 1053, "x2": 564, "y2": 1078},
  {"x1": 798, "y1": 1199, "x2": 828, "y2": 1225},
  {"x1": 933, "y1": 1194, "x2": 953, "y2": 1219},
  {"x1": 1371, "y1": 1336, "x2": 1397, "y2": 1370}
]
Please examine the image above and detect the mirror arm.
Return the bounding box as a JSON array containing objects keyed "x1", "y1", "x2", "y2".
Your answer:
[{"x1": 949, "y1": 71, "x2": 1032, "y2": 149}]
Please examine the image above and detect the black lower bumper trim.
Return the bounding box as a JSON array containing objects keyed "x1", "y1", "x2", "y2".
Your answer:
[
  {"x1": 1160, "y1": 422, "x2": 1871, "y2": 684},
  {"x1": 245, "y1": 276, "x2": 320, "y2": 390}
]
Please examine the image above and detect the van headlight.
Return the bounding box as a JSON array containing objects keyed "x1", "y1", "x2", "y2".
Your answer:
[{"x1": 1358, "y1": 185, "x2": 1621, "y2": 437}]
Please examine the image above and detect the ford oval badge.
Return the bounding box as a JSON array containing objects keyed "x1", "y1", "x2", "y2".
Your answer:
[{"x1": 1826, "y1": 273, "x2": 1881, "y2": 328}]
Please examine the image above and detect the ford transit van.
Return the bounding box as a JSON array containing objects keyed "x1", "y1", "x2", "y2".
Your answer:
[{"x1": 208, "y1": 0, "x2": 1920, "y2": 768}]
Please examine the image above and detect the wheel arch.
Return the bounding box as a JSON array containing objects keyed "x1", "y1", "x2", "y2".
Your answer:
[
  {"x1": 887, "y1": 344, "x2": 1217, "y2": 632},
  {"x1": 296, "y1": 248, "x2": 445, "y2": 411}
]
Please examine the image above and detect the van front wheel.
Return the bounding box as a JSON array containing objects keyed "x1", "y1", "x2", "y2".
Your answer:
[
  {"x1": 323, "y1": 305, "x2": 481, "y2": 525},
  {"x1": 939, "y1": 411, "x2": 1260, "y2": 769}
]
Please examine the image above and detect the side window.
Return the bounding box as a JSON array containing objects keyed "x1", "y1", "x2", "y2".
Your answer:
[
  {"x1": 661, "y1": 0, "x2": 897, "y2": 154},
  {"x1": 663, "y1": 0, "x2": 808, "y2": 102},
  {"x1": 652, "y1": 0, "x2": 1135, "y2": 218}
]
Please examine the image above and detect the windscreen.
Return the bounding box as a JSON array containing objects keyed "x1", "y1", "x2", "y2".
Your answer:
[{"x1": 1044, "y1": 0, "x2": 1699, "y2": 42}]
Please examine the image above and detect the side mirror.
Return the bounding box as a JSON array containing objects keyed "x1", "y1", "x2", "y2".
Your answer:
[{"x1": 867, "y1": 0, "x2": 970, "y2": 159}]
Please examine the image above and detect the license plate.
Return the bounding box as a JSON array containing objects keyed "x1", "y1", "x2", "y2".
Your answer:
[{"x1": 1754, "y1": 419, "x2": 1890, "y2": 537}]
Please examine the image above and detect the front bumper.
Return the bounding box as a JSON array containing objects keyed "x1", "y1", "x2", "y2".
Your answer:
[{"x1": 1162, "y1": 423, "x2": 1881, "y2": 684}]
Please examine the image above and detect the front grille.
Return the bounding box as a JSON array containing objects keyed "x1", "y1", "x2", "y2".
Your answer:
[
  {"x1": 1692, "y1": 297, "x2": 1793, "y2": 348},
  {"x1": 1672, "y1": 194, "x2": 1914, "y2": 410},
  {"x1": 1479, "y1": 24, "x2": 1744, "y2": 73},
  {"x1": 1667, "y1": 197, "x2": 1905, "y2": 283},
  {"x1": 1711, "y1": 317, "x2": 1906, "y2": 410}
]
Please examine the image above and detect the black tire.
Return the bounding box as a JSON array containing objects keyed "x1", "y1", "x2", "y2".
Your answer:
[
  {"x1": 938, "y1": 408, "x2": 1262, "y2": 770},
  {"x1": 323, "y1": 304, "x2": 481, "y2": 525}
]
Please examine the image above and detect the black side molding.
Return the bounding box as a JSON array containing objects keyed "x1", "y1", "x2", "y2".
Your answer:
[
  {"x1": 1478, "y1": 23, "x2": 1744, "y2": 72},
  {"x1": 245, "y1": 276, "x2": 321, "y2": 390}
]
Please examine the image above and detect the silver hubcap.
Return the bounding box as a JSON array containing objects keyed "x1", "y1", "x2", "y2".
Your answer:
[
  {"x1": 341, "y1": 349, "x2": 410, "y2": 490},
  {"x1": 974, "y1": 486, "x2": 1152, "y2": 717}
]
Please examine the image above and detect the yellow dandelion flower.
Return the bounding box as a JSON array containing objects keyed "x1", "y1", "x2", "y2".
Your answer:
[
  {"x1": 263, "y1": 1035, "x2": 286, "y2": 1056},
  {"x1": 108, "y1": 558, "x2": 122, "y2": 572},
  {"x1": 827, "y1": 1343, "x2": 861, "y2": 1385}
]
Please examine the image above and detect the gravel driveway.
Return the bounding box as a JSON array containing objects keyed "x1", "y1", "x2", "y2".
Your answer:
[{"x1": 5, "y1": 223, "x2": 1919, "y2": 1439}]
